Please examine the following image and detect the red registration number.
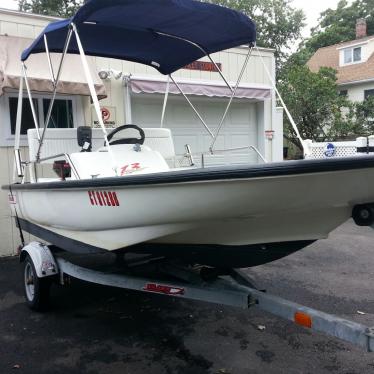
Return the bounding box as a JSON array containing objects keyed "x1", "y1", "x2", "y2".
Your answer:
[{"x1": 88, "y1": 191, "x2": 120, "y2": 207}]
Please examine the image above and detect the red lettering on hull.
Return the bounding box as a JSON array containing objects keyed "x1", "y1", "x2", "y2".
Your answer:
[{"x1": 88, "y1": 191, "x2": 120, "y2": 207}]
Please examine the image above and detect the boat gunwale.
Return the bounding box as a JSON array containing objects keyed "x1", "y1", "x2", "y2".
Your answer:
[{"x1": 3, "y1": 156, "x2": 374, "y2": 191}]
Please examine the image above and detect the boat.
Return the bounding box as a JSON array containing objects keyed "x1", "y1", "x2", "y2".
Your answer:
[{"x1": 2, "y1": 0, "x2": 374, "y2": 269}]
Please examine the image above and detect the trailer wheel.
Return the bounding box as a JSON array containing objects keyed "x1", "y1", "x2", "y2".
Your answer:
[{"x1": 22, "y1": 254, "x2": 51, "y2": 311}]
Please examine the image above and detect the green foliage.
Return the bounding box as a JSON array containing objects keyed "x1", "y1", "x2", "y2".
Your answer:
[
  {"x1": 284, "y1": 0, "x2": 374, "y2": 75},
  {"x1": 279, "y1": 66, "x2": 357, "y2": 150},
  {"x1": 18, "y1": 0, "x2": 82, "y2": 17},
  {"x1": 204, "y1": 0, "x2": 305, "y2": 69},
  {"x1": 302, "y1": 0, "x2": 374, "y2": 55},
  {"x1": 354, "y1": 96, "x2": 374, "y2": 135},
  {"x1": 281, "y1": 0, "x2": 374, "y2": 148}
]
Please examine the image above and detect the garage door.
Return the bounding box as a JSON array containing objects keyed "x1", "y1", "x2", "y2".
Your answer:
[{"x1": 132, "y1": 95, "x2": 259, "y2": 166}]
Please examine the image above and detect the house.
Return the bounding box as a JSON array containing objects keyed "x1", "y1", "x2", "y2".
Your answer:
[
  {"x1": 308, "y1": 19, "x2": 374, "y2": 102},
  {"x1": 0, "y1": 8, "x2": 283, "y2": 257}
]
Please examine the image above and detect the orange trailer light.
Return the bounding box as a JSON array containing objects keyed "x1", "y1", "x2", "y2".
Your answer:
[{"x1": 294, "y1": 312, "x2": 312, "y2": 328}]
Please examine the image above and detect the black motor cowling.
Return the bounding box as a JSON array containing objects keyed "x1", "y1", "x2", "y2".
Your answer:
[{"x1": 77, "y1": 126, "x2": 92, "y2": 152}]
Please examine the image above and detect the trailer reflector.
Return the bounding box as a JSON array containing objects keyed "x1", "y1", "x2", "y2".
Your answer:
[
  {"x1": 294, "y1": 312, "x2": 312, "y2": 328},
  {"x1": 143, "y1": 283, "x2": 185, "y2": 296}
]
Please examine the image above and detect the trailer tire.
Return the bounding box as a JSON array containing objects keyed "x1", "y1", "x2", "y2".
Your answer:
[
  {"x1": 352, "y1": 204, "x2": 374, "y2": 226},
  {"x1": 22, "y1": 254, "x2": 51, "y2": 311}
]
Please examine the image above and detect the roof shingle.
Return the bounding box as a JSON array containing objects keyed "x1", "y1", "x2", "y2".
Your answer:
[{"x1": 307, "y1": 37, "x2": 374, "y2": 85}]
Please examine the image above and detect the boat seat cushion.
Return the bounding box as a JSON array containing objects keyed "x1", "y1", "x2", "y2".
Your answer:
[{"x1": 27, "y1": 127, "x2": 176, "y2": 162}]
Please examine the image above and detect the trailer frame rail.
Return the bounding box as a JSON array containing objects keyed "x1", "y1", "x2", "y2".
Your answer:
[{"x1": 54, "y1": 256, "x2": 374, "y2": 352}]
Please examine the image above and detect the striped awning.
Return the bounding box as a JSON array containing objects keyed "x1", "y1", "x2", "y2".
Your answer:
[{"x1": 0, "y1": 35, "x2": 106, "y2": 98}]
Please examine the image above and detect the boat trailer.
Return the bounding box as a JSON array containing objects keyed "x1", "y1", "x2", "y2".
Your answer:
[{"x1": 20, "y1": 241, "x2": 374, "y2": 352}]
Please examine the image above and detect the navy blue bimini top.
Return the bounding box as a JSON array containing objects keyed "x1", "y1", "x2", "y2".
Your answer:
[{"x1": 21, "y1": 0, "x2": 256, "y2": 75}]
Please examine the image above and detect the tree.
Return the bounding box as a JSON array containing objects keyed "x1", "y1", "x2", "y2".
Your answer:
[
  {"x1": 278, "y1": 0, "x2": 374, "y2": 151},
  {"x1": 279, "y1": 66, "x2": 357, "y2": 152},
  {"x1": 18, "y1": 0, "x2": 82, "y2": 18},
  {"x1": 354, "y1": 96, "x2": 374, "y2": 135},
  {"x1": 204, "y1": 0, "x2": 305, "y2": 69},
  {"x1": 302, "y1": 0, "x2": 374, "y2": 57},
  {"x1": 281, "y1": 0, "x2": 374, "y2": 78}
]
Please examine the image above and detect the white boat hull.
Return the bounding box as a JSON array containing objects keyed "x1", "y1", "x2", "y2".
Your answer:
[{"x1": 8, "y1": 161, "x2": 374, "y2": 264}]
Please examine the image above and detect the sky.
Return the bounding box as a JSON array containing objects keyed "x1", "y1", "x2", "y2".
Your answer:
[
  {"x1": 1, "y1": 0, "x2": 17, "y2": 11},
  {"x1": 293, "y1": 0, "x2": 353, "y2": 37},
  {"x1": 0, "y1": 0, "x2": 351, "y2": 38}
]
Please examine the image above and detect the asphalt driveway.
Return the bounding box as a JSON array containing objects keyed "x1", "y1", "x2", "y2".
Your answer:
[{"x1": 1, "y1": 220, "x2": 374, "y2": 374}]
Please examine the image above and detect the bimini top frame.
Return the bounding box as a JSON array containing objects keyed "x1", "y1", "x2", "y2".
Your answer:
[
  {"x1": 14, "y1": 0, "x2": 306, "y2": 180},
  {"x1": 15, "y1": 0, "x2": 258, "y2": 178}
]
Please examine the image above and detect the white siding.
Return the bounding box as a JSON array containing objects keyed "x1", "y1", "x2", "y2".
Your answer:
[
  {"x1": 0, "y1": 146, "x2": 35, "y2": 256},
  {"x1": 0, "y1": 11, "x2": 56, "y2": 38},
  {"x1": 345, "y1": 81, "x2": 374, "y2": 102}
]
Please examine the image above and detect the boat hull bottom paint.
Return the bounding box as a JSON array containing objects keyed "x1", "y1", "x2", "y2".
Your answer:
[
  {"x1": 17, "y1": 218, "x2": 313, "y2": 268},
  {"x1": 120, "y1": 241, "x2": 315, "y2": 268}
]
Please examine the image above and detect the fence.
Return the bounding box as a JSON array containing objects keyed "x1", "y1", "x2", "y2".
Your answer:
[{"x1": 304, "y1": 136, "x2": 374, "y2": 159}]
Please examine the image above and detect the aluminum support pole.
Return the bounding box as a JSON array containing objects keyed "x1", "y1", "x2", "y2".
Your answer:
[
  {"x1": 14, "y1": 70, "x2": 24, "y2": 151},
  {"x1": 72, "y1": 23, "x2": 118, "y2": 174},
  {"x1": 14, "y1": 71, "x2": 25, "y2": 179},
  {"x1": 123, "y1": 75, "x2": 133, "y2": 125},
  {"x1": 160, "y1": 76, "x2": 170, "y2": 128},
  {"x1": 209, "y1": 46, "x2": 252, "y2": 152},
  {"x1": 254, "y1": 46, "x2": 309, "y2": 156},
  {"x1": 36, "y1": 28, "x2": 73, "y2": 162},
  {"x1": 155, "y1": 31, "x2": 234, "y2": 93},
  {"x1": 22, "y1": 63, "x2": 40, "y2": 140},
  {"x1": 169, "y1": 75, "x2": 214, "y2": 138},
  {"x1": 44, "y1": 34, "x2": 56, "y2": 85}
]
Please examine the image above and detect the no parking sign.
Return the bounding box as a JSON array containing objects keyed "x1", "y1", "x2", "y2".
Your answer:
[{"x1": 91, "y1": 106, "x2": 117, "y2": 128}]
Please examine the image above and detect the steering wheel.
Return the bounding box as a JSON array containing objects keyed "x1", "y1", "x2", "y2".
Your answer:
[{"x1": 106, "y1": 124, "x2": 145, "y2": 146}]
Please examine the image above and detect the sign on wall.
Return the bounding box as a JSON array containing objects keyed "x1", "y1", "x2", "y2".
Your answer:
[
  {"x1": 183, "y1": 61, "x2": 222, "y2": 72},
  {"x1": 91, "y1": 106, "x2": 117, "y2": 128}
]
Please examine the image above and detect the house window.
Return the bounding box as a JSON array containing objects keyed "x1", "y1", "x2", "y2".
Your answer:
[
  {"x1": 353, "y1": 47, "x2": 362, "y2": 62},
  {"x1": 364, "y1": 89, "x2": 374, "y2": 100},
  {"x1": 343, "y1": 46, "x2": 362, "y2": 64},
  {"x1": 43, "y1": 99, "x2": 74, "y2": 129},
  {"x1": 339, "y1": 90, "x2": 348, "y2": 97},
  {"x1": 344, "y1": 49, "x2": 352, "y2": 64},
  {"x1": 9, "y1": 96, "x2": 75, "y2": 135},
  {"x1": 9, "y1": 97, "x2": 39, "y2": 135},
  {"x1": 0, "y1": 92, "x2": 82, "y2": 146}
]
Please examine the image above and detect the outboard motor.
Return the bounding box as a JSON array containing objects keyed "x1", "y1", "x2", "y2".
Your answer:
[
  {"x1": 352, "y1": 204, "x2": 374, "y2": 227},
  {"x1": 77, "y1": 126, "x2": 92, "y2": 152}
]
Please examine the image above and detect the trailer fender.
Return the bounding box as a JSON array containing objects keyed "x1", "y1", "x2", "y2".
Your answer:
[{"x1": 20, "y1": 242, "x2": 58, "y2": 278}]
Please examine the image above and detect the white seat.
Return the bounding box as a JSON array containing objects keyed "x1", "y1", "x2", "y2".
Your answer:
[
  {"x1": 27, "y1": 127, "x2": 176, "y2": 162},
  {"x1": 69, "y1": 145, "x2": 169, "y2": 180}
]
